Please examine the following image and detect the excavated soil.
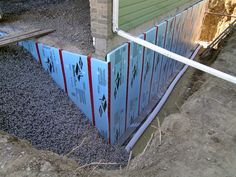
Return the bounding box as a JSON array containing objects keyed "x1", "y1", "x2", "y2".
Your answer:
[
  {"x1": 0, "y1": 0, "x2": 94, "y2": 55},
  {"x1": 199, "y1": 0, "x2": 236, "y2": 42},
  {"x1": 0, "y1": 45, "x2": 128, "y2": 168}
]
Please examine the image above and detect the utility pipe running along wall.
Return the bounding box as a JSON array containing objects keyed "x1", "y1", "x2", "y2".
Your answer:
[
  {"x1": 113, "y1": 0, "x2": 236, "y2": 85},
  {"x1": 116, "y1": 30, "x2": 236, "y2": 84}
]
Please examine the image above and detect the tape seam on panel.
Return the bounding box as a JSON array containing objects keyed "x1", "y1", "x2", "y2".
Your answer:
[
  {"x1": 125, "y1": 42, "x2": 131, "y2": 130},
  {"x1": 108, "y1": 62, "x2": 111, "y2": 144},
  {"x1": 87, "y1": 55, "x2": 96, "y2": 126},
  {"x1": 138, "y1": 33, "x2": 146, "y2": 115},
  {"x1": 59, "y1": 49, "x2": 68, "y2": 94},
  {"x1": 35, "y1": 40, "x2": 42, "y2": 65},
  {"x1": 149, "y1": 26, "x2": 159, "y2": 102}
]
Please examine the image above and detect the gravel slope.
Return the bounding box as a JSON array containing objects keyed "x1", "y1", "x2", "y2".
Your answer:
[{"x1": 0, "y1": 45, "x2": 128, "y2": 166}]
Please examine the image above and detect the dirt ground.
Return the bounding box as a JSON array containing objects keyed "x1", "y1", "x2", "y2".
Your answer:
[
  {"x1": 200, "y1": 0, "x2": 236, "y2": 42},
  {"x1": 0, "y1": 0, "x2": 94, "y2": 55}
]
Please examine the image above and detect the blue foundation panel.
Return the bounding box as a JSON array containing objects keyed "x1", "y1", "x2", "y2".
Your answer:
[
  {"x1": 107, "y1": 43, "x2": 128, "y2": 144},
  {"x1": 158, "y1": 22, "x2": 169, "y2": 95},
  {"x1": 62, "y1": 51, "x2": 93, "y2": 121},
  {"x1": 139, "y1": 27, "x2": 157, "y2": 113},
  {"x1": 191, "y1": 4, "x2": 201, "y2": 48},
  {"x1": 184, "y1": 8, "x2": 194, "y2": 58},
  {"x1": 164, "y1": 17, "x2": 175, "y2": 85},
  {"x1": 126, "y1": 35, "x2": 144, "y2": 129},
  {"x1": 176, "y1": 10, "x2": 188, "y2": 70},
  {"x1": 180, "y1": 10, "x2": 189, "y2": 58},
  {"x1": 0, "y1": 32, "x2": 6, "y2": 37},
  {"x1": 91, "y1": 59, "x2": 109, "y2": 141},
  {"x1": 151, "y1": 22, "x2": 167, "y2": 99},
  {"x1": 171, "y1": 13, "x2": 182, "y2": 76},
  {"x1": 37, "y1": 44, "x2": 65, "y2": 90},
  {"x1": 19, "y1": 40, "x2": 39, "y2": 62},
  {"x1": 188, "y1": 7, "x2": 196, "y2": 54}
]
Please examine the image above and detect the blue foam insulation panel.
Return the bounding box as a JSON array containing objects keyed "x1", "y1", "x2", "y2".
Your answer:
[
  {"x1": 155, "y1": 21, "x2": 167, "y2": 98},
  {"x1": 191, "y1": 4, "x2": 200, "y2": 45},
  {"x1": 106, "y1": 43, "x2": 128, "y2": 144},
  {"x1": 150, "y1": 22, "x2": 167, "y2": 100},
  {"x1": 167, "y1": 16, "x2": 179, "y2": 82},
  {"x1": 188, "y1": 7, "x2": 196, "y2": 52},
  {"x1": 176, "y1": 10, "x2": 188, "y2": 70},
  {"x1": 91, "y1": 58, "x2": 109, "y2": 141},
  {"x1": 37, "y1": 44, "x2": 65, "y2": 91},
  {"x1": 184, "y1": 8, "x2": 194, "y2": 58},
  {"x1": 139, "y1": 27, "x2": 157, "y2": 114},
  {"x1": 62, "y1": 51, "x2": 93, "y2": 121},
  {"x1": 0, "y1": 32, "x2": 7, "y2": 37},
  {"x1": 18, "y1": 40, "x2": 39, "y2": 62},
  {"x1": 181, "y1": 10, "x2": 189, "y2": 58},
  {"x1": 17, "y1": 0, "x2": 207, "y2": 144},
  {"x1": 165, "y1": 17, "x2": 175, "y2": 85},
  {"x1": 126, "y1": 35, "x2": 144, "y2": 129},
  {"x1": 158, "y1": 20, "x2": 171, "y2": 95},
  {"x1": 171, "y1": 13, "x2": 182, "y2": 76}
]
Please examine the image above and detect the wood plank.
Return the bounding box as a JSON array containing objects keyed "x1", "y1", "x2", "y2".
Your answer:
[
  {"x1": 0, "y1": 29, "x2": 55, "y2": 48},
  {"x1": 0, "y1": 29, "x2": 42, "y2": 42}
]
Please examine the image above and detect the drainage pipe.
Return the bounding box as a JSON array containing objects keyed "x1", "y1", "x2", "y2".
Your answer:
[
  {"x1": 116, "y1": 29, "x2": 236, "y2": 84},
  {"x1": 125, "y1": 45, "x2": 201, "y2": 152}
]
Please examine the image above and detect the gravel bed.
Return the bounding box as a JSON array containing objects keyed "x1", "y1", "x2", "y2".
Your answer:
[
  {"x1": 0, "y1": 45, "x2": 128, "y2": 167},
  {"x1": 0, "y1": 0, "x2": 94, "y2": 54}
]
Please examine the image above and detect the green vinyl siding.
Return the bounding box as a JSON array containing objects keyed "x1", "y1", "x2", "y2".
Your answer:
[{"x1": 119, "y1": 0, "x2": 192, "y2": 30}]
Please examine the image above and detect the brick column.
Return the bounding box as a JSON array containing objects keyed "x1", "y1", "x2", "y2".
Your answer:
[{"x1": 89, "y1": 0, "x2": 113, "y2": 58}]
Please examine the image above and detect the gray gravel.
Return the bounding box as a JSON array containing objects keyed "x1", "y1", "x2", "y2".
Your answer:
[
  {"x1": 0, "y1": 0, "x2": 94, "y2": 54},
  {"x1": 0, "y1": 45, "x2": 128, "y2": 167}
]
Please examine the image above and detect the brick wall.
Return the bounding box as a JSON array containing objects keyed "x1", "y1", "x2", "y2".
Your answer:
[{"x1": 89, "y1": 0, "x2": 113, "y2": 58}]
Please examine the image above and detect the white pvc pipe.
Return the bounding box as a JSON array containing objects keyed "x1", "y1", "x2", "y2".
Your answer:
[
  {"x1": 117, "y1": 29, "x2": 236, "y2": 84},
  {"x1": 125, "y1": 46, "x2": 201, "y2": 152},
  {"x1": 113, "y1": 0, "x2": 119, "y2": 32}
]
